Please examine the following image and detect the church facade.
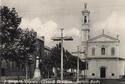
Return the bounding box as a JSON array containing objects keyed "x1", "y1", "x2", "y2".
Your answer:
[{"x1": 81, "y1": 4, "x2": 125, "y2": 79}]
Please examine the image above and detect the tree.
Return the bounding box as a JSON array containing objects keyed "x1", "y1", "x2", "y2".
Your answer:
[
  {"x1": 0, "y1": 6, "x2": 21, "y2": 79},
  {"x1": 49, "y1": 43, "x2": 86, "y2": 78},
  {"x1": 39, "y1": 53, "x2": 53, "y2": 78},
  {"x1": 64, "y1": 50, "x2": 77, "y2": 70},
  {"x1": 0, "y1": 6, "x2": 37, "y2": 79},
  {"x1": 15, "y1": 28, "x2": 37, "y2": 79}
]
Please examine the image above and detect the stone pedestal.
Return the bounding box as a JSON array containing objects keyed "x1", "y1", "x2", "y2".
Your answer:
[{"x1": 33, "y1": 56, "x2": 41, "y2": 80}]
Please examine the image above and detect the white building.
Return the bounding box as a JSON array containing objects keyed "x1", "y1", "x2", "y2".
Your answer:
[{"x1": 81, "y1": 3, "x2": 125, "y2": 79}]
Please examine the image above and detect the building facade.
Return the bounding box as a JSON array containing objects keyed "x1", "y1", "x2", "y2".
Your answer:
[{"x1": 81, "y1": 3, "x2": 125, "y2": 79}]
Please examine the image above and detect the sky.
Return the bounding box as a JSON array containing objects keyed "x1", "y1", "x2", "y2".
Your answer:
[{"x1": 1, "y1": 0, "x2": 125, "y2": 57}]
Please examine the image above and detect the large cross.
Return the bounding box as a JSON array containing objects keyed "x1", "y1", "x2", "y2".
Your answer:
[
  {"x1": 51, "y1": 28, "x2": 73, "y2": 83},
  {"x1": 72, "y1": 46, "x2": 85, "y2": 83}
]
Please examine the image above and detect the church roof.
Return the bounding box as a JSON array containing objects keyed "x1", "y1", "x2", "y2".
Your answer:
[{"x1": 87, "y1": 33, "x2": 119, "y2": 43}]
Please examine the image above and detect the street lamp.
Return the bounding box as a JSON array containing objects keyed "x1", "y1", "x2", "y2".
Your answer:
[
  {"x1": 51, "y1": 28, "x2": 73, "y2": 83},
  {"x1": 72, "y1": 46, "x2": 85, "y2": 83}
]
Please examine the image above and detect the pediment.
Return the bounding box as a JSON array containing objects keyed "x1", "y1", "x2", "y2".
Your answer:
[{"x1": 88, "y1": 34, "x2": 119, "y2": 42}]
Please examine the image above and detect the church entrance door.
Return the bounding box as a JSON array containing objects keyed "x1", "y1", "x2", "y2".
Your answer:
[{"x1": 100, "y1": 67, "x2": 106, "y2": 78}]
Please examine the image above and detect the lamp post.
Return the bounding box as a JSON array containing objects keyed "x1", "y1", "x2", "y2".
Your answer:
[
  {"x1": 72, "y1": 46, "x2": 85, "y2": 83},
  {"x1": 52, "y1": 28, "x2": 73, "y2": 83}
]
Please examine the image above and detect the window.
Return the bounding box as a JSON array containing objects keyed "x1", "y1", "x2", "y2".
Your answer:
[
  {"x1": 111, "y1": 73, "x2": 115, "y2": 76},
  {"x1": 92, "y1": 48, "x2": 95, "y2": 56},
  {"x1": 84, "y1": 16, "x2": 87, "y2": 23},
  {"x1": 101, "y1": 48, "x2": 105, "y2": 55},
  {"x1": 92, "y1": 73, "x2": 95, "y2": 76},
  {"x1": 111, "y1": 47, "x2": 115, "y2": 56}
]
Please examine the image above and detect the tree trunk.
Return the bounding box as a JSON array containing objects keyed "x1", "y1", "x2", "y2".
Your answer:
[
  {"x1": 0, "y1": 57, "x2": 1, "y2": 80},
  {"x1": 53, "y1": 67, "x2": 57, "y2": 83},
  {"x1": 47, "y1": 70, "x2": 49, "y2": 79},
  {"x1": 25, "y1": 62, "x2": 28, "y2": 84},
  {"x1": 53, "y1": 67, "x2": 57, "y2": 77},
  {"x1": 6, "y1": 60, "x2": 10, "y2": 75},
  {"x1": 17, "y1": 65, "x2": 20, "y2": 82}
]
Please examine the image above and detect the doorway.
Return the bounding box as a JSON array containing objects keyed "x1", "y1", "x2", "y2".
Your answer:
[
  {"x1": 1, "y1": 68, "x2": 5, "y2": 76},
  {"x1": 100, "y1": 67, "x2": 106, "y2": 78}
]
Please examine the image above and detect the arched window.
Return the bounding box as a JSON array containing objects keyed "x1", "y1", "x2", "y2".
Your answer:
[
  {"x1": 92, "y1": 48, "x2": 95, "y2": 56},
  {"x1": 84, "y1": 16, "x2": 87, "y2": 23},
  {"x1": 111, "y1": 47, "x2": 115, "y2": 56},
  {"x1": 101, "y1": 48, "x2": 105, "y2": 55}
]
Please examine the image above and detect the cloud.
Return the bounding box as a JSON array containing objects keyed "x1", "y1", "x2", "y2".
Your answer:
[
  {"x1": 65, "y1": 28, "x2": 80, "y2": 37},
  {"x1": 19, "y1": 17, "x2": 80, "y2": 49},
  {"x1": 92, "y1": 12, "x2": 125, "y2": 34},
  {"x1": 0, "y1": 0, "x2": 1, "y2": 6},
  {"x1": 20, "y1": 17, "x2": 58, "y2": 47}
]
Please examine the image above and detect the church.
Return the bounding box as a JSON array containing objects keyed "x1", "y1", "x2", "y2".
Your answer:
[{"x1": 80, "y1": 3, "x2": 125, "y2": 79}]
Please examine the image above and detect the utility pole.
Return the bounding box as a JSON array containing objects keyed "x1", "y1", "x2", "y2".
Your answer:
[
  {"x1": 72, "y1": 46, "x2": 85, "y2": 83},
  {"x1": 52, "y1": 28, "x2": 73, "y2": 83}
]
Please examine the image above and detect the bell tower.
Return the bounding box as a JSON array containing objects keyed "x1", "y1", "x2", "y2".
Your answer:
[
  {"x1": 80, "y1": 3, "x2": 90, "y2": 61},
  {"x1": 80, "y1": 3, "x2": 90, "y2": 78},
  {"x1": 81, "y1": 3, "x2": 90, "y2": 42}
]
